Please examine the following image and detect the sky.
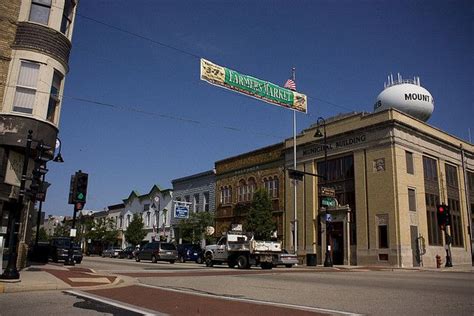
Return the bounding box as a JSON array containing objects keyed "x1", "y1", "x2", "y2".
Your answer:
[{"x1": 43, "y1": 0, "x2": 473, "y2": 216}]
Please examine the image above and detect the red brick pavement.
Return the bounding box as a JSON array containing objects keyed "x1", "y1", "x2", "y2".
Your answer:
[{"x1": 87, "y1": 284, "x2": 331, "y2": 316}]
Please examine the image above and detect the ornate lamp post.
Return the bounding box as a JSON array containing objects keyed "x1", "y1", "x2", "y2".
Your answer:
[{"x1": 314, "y1": 117, "x2": 333, "y2": 267}]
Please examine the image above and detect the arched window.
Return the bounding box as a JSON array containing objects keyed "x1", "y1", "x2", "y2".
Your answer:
[
  {"x1": 247, "y1": 178, "x2": 256, "y2": 201},
  {"x1": 238, "y1": 179, "x2": 246, "y2": 202}
]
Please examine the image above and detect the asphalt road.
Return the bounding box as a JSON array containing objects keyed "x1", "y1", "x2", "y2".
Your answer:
[{"x1": 0, "y1": 257, "x2": 472, "y2": 315}]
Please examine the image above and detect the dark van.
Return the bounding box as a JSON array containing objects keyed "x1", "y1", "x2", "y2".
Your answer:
[
  {"x1": 135, "y1": 242, "x2": 177, "y2": 264},
  {"x1": 49, "y1": 237, "x2": 83, "y2": 264}
]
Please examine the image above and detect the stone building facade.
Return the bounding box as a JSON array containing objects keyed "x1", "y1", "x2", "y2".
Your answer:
[
  {"x1": 0, "y1": 0, "x2": 78, "y2": 270},
  {"x1": 285, "y1": 109, "x2": 473, "y2": 267},
  {"x1": 214, "y1": 143, "x2": 286, "y2": 241}
]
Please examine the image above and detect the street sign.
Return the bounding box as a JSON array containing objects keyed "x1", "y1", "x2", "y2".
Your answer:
[
  {"x1": 174, "y1": 205, "x2": 189, "y2": 219},
  {"x1": 200, "y1": 58, "x2": 307, "y2": 113},
  {"x1": 322, "y1": 197, "x2": 336, "y2": 207},
  {"x1": 320, "y1": 187, "x2": 335, "y2": 197}
]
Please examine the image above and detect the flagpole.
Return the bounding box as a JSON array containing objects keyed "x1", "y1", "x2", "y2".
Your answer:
[{"x1": 292, "y1": 67, "x2": 298, "y2": 256}]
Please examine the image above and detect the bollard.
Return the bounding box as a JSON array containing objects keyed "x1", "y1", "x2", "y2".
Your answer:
[{"x1": 436, "y1": 254, "x2": 441, "y2": 268}]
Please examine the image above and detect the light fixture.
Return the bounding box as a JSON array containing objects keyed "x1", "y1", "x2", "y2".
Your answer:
[{"x1": 53, "y1": 138, "x2": 64, "y2": 163}]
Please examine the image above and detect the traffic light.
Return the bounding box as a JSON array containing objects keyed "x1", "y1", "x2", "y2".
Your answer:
[
  {"x1": 28, "y1": 142, "x2": 50, "y2": 199},
  {"x1": 436, "y1": 204, "x2": 450, "y2": 227},
  {"x1": 71, "y1": 171, "x2": 88, "y2": 203}
]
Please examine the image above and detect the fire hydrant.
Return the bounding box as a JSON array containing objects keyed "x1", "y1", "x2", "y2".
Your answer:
[{"x1": 436, "y1": 254, "x2": 442, "y2": 268}]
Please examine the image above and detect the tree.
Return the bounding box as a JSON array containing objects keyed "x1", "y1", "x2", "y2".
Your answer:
[
  {"x1": 177, "y1": 211, "x2": 214, "y2": 244},
  {"x1": 85, "y1": 217, "x2": 119, "y2": 248},
  {"x1": 124, "y1": 214, "x2": 147, "y2": 246},
  {"x1": 245, "y1": 189, "x2": 275, "y2": 240}
]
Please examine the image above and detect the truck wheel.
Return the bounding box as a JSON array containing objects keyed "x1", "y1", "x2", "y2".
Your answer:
[
  {"x1": 179, "y1": 255, "x2": 185, "y2": 263},
  {"x1": 196, "y1": 257, "x2": 203, "y2": 264},
  {"x1": 151, "y1": 255, "x2": 157, "y2": 263},
  {"x1": 261, "y1": 262, "x2": 273, "y2": 270},
  {"x1": 205, "y1": 253, "x2": 214, "y2": 267},
  {"x1": 135, "y1": 256, "x2": 140, "y2": 262},
  {"x1": 237, "y1": 255, "x2": 249, "y2": 269},
  {"x1": 228, "y1": 259, "x2": 236, "y2": 268}
]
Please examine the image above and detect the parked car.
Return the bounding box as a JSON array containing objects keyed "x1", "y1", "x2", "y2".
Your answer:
[
  {"x1": 102, "y1": 246, "x2": 122, "y2": 258},
  {"x1": 274, "y1": 249, "x2": 298, "y2": 268},
  {"x1": 177, "y1": 244, "x2": 203, "y2": 263},
  {"x1": 49, "y1": 237, "x2": 83, "y2": 264},
  {"x1": 135, "y1": 242, "x2": 178, "y2": 263},
  {"x1": 118, "y1": 246, "x2": 136, "y2": 259}
]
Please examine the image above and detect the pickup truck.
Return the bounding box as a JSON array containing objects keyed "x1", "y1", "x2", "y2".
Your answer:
[
  {"x1": 204, "y1": 231, "x2": 281, "y2": 269},
  {"x1": 49, "y1": 237, "x2": 83, "y2": 264}
]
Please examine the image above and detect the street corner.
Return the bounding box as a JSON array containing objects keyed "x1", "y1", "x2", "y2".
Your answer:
[{"x1": 41, "y1": 266, "x2": 119, "y2": 289}]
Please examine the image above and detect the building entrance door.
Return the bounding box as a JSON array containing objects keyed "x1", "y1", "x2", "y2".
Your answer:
[{"x1": 330, "y1": 222, "x2": 344, "y2": 265}]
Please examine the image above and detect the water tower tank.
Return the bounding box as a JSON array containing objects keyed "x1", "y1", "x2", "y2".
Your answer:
[{"x1": 374, "y1": 74, "x2": 434, "y2": 121}]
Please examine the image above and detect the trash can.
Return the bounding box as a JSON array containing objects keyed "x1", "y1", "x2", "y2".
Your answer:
[{"x1": 306, "y1": 253, "x2": 317, "y2": 266}]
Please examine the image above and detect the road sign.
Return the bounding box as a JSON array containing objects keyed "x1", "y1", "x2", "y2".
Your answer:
[
  {"x1": 174, "y1": 205, "x2": 189, "y2": 219},
  {"x1": 322, "y1": 197, "x2": 336, "y2": 207},
  {"x1": 320, "y1": 187, "x2": 335, "y2": 197}
]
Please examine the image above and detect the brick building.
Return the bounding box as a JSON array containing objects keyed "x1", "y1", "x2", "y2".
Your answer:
[{"x1": 214, "y1": 143, "x2": 286, "y2": 241}]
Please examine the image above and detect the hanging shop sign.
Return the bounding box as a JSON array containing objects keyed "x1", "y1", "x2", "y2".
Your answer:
[{"x1": 200, "y1": 58, "x2": 307, "y2": 113}]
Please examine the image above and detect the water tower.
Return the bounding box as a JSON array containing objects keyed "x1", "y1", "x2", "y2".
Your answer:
[{"x1": 374, "y1": 73, "x2": 434, "y2": 121}]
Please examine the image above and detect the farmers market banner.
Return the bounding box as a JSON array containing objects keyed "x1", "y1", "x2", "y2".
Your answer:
[{"x1": 200, "y1": 58, "x2": 307, "y2": 113}]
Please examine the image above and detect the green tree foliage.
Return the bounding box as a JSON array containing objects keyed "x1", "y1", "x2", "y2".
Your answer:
[
  {"x1": 177, "y1": 211, "x2": 214, "y2": 244},
  {"x1": 85, "y1": 217, "x2": 119, "y2": 247},
  {"x1": 53, "y1": 221, "x2": 71, "y2": 237},
  {"x1": 245, "y1": 189, "x2": 275, "y2": 240},
  {"x1": 37, "y1": 227, "x2": 49, "y2": 242},
  {"x1": 124, "y1": 214, "x2": 147, "y2": 246}
]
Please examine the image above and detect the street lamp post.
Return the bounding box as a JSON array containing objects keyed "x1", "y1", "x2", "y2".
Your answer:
[{"x1": 315, "y1": 117, "x2": 333, "y2": 267}]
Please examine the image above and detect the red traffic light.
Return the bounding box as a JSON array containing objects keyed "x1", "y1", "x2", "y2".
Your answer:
[{"x1": 438, "y1": 206, "x2": 445, "y2": 213}]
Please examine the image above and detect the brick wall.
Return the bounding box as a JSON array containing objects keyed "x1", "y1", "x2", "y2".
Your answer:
[{"x1": 0, "y1": 0, "x2": 21, "y2": 112}]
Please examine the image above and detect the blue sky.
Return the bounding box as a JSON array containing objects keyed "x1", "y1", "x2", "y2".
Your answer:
[{"x1": 44, "y1": 0, "x2": 473, "y2": 216}]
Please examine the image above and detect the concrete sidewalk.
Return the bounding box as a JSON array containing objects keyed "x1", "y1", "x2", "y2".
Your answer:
[{"x1": 0, "y1": 263, "x2": 123, "y2": 294}]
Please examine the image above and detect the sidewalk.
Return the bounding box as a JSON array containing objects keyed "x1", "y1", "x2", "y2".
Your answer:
[{"x1": 0, "y1": 263, "x2": 123, "y2": 294}]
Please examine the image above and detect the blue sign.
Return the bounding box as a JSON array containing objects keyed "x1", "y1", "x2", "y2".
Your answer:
[
  {"x1": 326, "y1": 213, "x2": 333, "y2": 222},
  {"x1": 175, "y1": 205, "x2": 189, "y2": 219}
]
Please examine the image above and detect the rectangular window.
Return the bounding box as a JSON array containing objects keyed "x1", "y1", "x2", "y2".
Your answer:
[
  {"x1": 426, "y1": 193, "x2": 442, "y2": 245},
  {"x1": 448, "y1": 198, "x2": 463, "y2": 247},
  {"x1": 143, "y1": 204, "x2": 150, "y2": 211},
  {"x1": 408, "y1": 188, "x2": 416, "y2": 212},
  {"x1": 423, "y1": 156, "x2": 438, "y2": 181},
  {"x1": 203, "y1": 192, "x2": 209, "y2": 212},
  {"x1": 29, "y1": 0, "x2": 51, "y2": 25},
  {"x1": 185, "y1": 195, "x2": 190, "y2": 203},
  {"x1": 193, "y1": 194, "x2": 199, "y2": 212},
  {"x1": 445, "y1": 164, "x2": 458, "y2": 188},
  {"x1": 60, "y1": 0, "x2": 75, "y2": 35},
  {"x1": 13, "y1": 61, "x2": 40, "y2": 114},
  {"x1": 47, "y1": 71, "x2": 62, "y2": 123},
  {"x1": 378, "y1": 225, "x2": 388, "y2": 248},
  {"x1": 406, "y1": 151, "x2": 414, "y2": 174}
]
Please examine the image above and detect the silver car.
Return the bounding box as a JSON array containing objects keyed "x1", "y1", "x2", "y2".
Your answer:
[{"x1": 102, "y1": 246, "x2": 121, "y2": 258}]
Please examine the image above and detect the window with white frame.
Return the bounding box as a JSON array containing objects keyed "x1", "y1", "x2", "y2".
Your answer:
[
  {"x1": 238, "y1": 180, "x2": 246, "y2": 202},
  {"x1": 29, "y1": 0, "x2": 51, "y2": 25},
  {"x1": 247, "y1": 178, "x2": 256, "y2": 201},
  {"x1": 193, "y1": 194, "x2": 200, "y2": 212},
  {"x1": 146, "y1": 212, "x2": 151, "y2": 227},
  {"x1": 126, "y1": 214, "x2": 131, "y2": 228},
  {"x1": 60, "y1": 0, "x2": 76, "y2": 36},
  {"x1": 220, "y1": 186, "x2": 232, "y2": 204},
  {"x1": 264, "y1": 176, "x2": 279, "y2": 198},
  {"x1": 47, "y1": 70, "x2": 62, "y2": 123},
  {"x1": 13, "y1": 61, "x2": 40, "y2": 114},
  {"x1": 203, "y1": 192, "x2": 209, "y2": 212}
]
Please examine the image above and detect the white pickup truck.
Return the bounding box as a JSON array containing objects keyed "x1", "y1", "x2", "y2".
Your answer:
[{"x1": 204, "y1": 231, "x2": 282, "y2": 269}]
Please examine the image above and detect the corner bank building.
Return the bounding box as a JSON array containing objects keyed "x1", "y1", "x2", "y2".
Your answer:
[{"x1": 285, "y1": 109, "x2": 473, "y2": 268}]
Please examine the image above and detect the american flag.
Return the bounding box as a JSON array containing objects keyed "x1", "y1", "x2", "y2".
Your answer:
[{"x1": 284, "y1": 78, "x2": 296, "y2": 91}]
